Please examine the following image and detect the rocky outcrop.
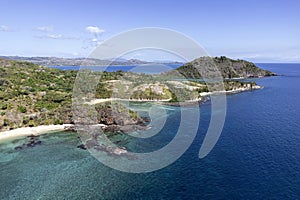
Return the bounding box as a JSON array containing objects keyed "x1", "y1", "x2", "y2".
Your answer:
[
  {"x1": 84, "y1": 138, "x2": 135, "y2": 158},
  {"x1": 72, "y1": 102, "x2": 148, "y2": 134},
  {"x1": 165, "y1": 56, "x2": 276, "y2": 79}
]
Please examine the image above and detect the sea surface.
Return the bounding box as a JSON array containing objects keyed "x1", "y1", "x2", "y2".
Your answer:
[
  {"x1": 0, "y1": 63, "x2": 300, "y2": 199},
  {"x1": 49, "y1": 63, "x2": 181, "y2": 73}
]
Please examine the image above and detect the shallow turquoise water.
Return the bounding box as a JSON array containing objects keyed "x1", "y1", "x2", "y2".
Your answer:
[{"x1": 0, "y1": 64, "x2": 300, "y2": 199}]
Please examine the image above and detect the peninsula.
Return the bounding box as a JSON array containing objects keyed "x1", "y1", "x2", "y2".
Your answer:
[{"x1": 0, "y1": 56, "x2": 275, "y2": 138}]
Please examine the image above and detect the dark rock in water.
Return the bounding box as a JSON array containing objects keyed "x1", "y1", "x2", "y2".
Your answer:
[
  {"x1": 26, "y1": 140, "x2": 42, "y2": 148},
  {"x1": 14, "y1": 146, "x2": 23, "y2": 150},
  {"x1": 27, "y1": 141, "x2": 35, "y2": 147},
  {"x1": 27, "y1": 134, "x2": 39, "y2": 139},
  {"x1": 15, "y1": 139, "x2": 42, "y2": 150},
  {"x1": 77, "y1": 144, "x2": 87, "y2": 150}
]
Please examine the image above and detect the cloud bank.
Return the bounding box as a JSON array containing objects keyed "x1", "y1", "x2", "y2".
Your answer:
[{"x1": 85, "y1": 26, "x2": 105, "y2": 34}]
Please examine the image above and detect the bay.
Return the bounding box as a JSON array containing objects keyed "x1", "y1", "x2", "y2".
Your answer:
[{"x1": 0, "y1": 63, "x2": 299, "y2": 199}]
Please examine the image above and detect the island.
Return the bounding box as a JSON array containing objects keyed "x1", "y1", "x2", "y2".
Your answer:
[{"x1": 0, "y1": 56, "x2": 276, "y2": 154}]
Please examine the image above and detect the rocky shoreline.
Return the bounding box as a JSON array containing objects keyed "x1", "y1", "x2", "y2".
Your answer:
[
  {"x1": 0, "y1": 84, "x2": 263, "y2": 157},
  {"x1": 0, "y1": 123, "x2": 140, "y2": 158}
]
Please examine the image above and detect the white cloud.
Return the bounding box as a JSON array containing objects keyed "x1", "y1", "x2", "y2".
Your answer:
[
  {"x1": 0, "y1": 25, "x2": 12, "y2": 32},
  {"x1": 36, "y1": 26, "x2": 53, "y2": 32},
  {"x1": 47, "y1": 34, "x2": 63, "y2": 39},
  {"x1": 36, "y1": 34, "x2": 79, "y2": 40},
  {"x1": 90, "y1": 38, "x2": 104, "y2": 45},
  {"x1": 85, "y1": 26, "x2": 105, "y2": 34}
]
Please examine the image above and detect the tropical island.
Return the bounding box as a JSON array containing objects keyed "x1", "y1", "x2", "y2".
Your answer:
[{"x1": 0, "y1": 56, "x2": 275, "y2": 146}]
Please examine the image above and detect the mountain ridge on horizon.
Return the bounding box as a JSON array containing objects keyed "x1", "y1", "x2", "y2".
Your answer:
[
  {"x1": 0, "y1": 55, "x2": 184, "y2": 66},
  {"x1": 1, "y1": 55, "x2": 299, "y2": 66}
]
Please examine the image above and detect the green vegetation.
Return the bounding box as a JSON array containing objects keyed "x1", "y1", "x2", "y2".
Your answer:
[
  {"x1": 130, "y1": 83, "x2": 172, "y2": 100},
  {"x1": 0, "y1": 103, "x2": 7, "y2": 110},
  {"x1": 17, "y1": 106, "x2": 27, "y2": 113},
  {"x1": 164, "y1": 56, "x2": 276, "y2": 79},
  {"x1": 0, "y1": 59, "x2": 77, "y2": 130},
  {"x1": 0, "y1": 57, "x2": 273, "y2": 131}
]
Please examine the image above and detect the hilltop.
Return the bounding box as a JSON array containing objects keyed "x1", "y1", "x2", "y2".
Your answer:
[{"x1": 165, "y1": 56, "x2": 276, "y2": 79}]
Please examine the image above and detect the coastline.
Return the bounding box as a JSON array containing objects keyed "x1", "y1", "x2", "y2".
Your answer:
[
  {"x1": 0, "y1": 124, "x2": 73, "y2": 143},
  {"x1": 84, "y1": 98, "x2": 172, "y2": 105},
  {"x1": 199, "y1": 85, "x2": 262, "y2": 97},
  {"x1": 84, "y1": 85, "x2": 262, "y2": 107},
  {"x1": 0, "y1": 86, "x2": 262, "y2": 143}
]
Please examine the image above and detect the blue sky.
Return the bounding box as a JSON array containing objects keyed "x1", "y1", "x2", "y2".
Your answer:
[{"x1": 1, "y1": 0, "x2": 300, "y2": 62}]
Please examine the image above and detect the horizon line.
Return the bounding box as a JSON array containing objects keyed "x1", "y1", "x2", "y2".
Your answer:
[{"x1": 1, "y1": 54, "x2": 300, "y2": 64}]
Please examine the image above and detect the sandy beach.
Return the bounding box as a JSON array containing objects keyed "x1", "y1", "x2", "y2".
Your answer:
[
  {"x1": 199, "y1": 86, "x2": 262, "y2": 97},
  {"x1": 0, "y1": 124, "x2": 73, "y2": 143},
  {"x1": 0, "y1": 86, "x2": 261, "y2": 143},
  {"x1": 84, "y1": 98, "x2": 172, "y2": 105}
]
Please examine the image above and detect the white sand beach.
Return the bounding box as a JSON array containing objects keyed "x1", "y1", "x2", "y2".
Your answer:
[
  {"x1": 0, "y1": 124, "x2": 73, "y2": 142},
  {"x1": 85, "y1": 98, "x2": 172, "y2": 105},
  {"x1": 200, "y1": 86, "x2": 262, "y2": 97}
]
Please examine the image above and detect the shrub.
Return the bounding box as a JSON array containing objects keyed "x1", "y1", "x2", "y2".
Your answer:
[
  {"x1": 3, "y1": 118, "x2": 10, "y2": 126},
  {"x1": 1, "y1": 103, "x2": 7, "y2": 110},
  {"x1": 17, "y1": 106, "x2": 27, "y2": 113},
  {"x1": 28, "y1": 120, "x2": 35, "y2": 127},
  {"x1": 54, "y1": 118, "x2": 63, "y2": 125},
  {"x1": 22, "y1": 116, "x2": 29, "y2": 124}
]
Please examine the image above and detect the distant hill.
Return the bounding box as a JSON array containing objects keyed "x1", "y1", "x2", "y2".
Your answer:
[
  {"x1": 0, "y1": 56, "x2": 150, "y2": 66},
  {"x1": 166, "y1": 56, "x2": 276, "y2": 79}
]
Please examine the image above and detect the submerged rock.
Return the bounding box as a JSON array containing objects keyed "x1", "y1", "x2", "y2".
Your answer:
[
  {"x1": 26, "y1": 140, "x2": 42, "y2": 147},
  {"x1": 27, "y1": 134, "x2": 39, "y2": 139},
  {"x1": 15, "y1": 135, "x2": 43, "y2": 151},
  {"x1": 77, "y1": 144, "x2": 87, "y2": 150},
  {"x1": 14, "y1": 146, "x2": 23, "y2": 150}
]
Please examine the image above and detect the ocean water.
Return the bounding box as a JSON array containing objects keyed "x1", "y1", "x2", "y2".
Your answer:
[
  {"x1": 49, "y1": 63, "x2": 181, "y2": 73},
  {"x1": 0, "y1": 64, "x2": 300, "y2": 199}
]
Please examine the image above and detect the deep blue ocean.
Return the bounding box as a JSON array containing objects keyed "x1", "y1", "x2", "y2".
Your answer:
[{"x1": 0, "y1": 63, "x2": 299, "y2": 199}]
